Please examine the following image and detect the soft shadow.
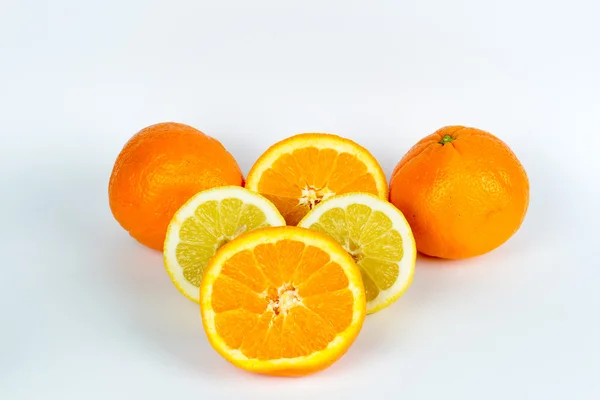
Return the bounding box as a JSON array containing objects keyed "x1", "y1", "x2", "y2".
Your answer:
[
  {"x1": 416, "y1": 252, "x2": 467, "y2": 266},
  {"x1": 105, "y1": 239, "x2": 233, "y2": 376},
  {"x1": 43, "y1": 143, "x2": 560, "y2": 380},
  {"x1": 48, "y1": 166, "x2": 237, "y2": 378}
]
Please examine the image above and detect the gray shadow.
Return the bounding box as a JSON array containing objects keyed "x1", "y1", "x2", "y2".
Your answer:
[
  {"x1": 37, "y1": 142, "x2": 562, "y2": 381},
  {"x1": 44, "y1": 164, "x2": 240, "y2": 378}
]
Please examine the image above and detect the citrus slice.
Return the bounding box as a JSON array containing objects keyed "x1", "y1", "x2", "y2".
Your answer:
[
  {"x1": 164, "y1": 186, "x2": 286, "y2": 302},
  {"x1": 298, "y1": 193, "x2": 416, "y2": 314},
  {"x1": 245, "y1": 133, "x2": 388, "y2": 226},
  {"x1": 200, "y1": 226, "x2": 366, "y2": 376}
]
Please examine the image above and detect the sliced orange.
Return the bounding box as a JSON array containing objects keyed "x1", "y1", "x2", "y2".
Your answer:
[
  {"x1": 245, "y1": 133, "x2": 388, "y2": 225},
  {"x1": 200, "y1": 226, "x2": 366, "y2": 376}
]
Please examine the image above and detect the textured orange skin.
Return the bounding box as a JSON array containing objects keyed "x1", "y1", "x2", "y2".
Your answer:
[
  {"x1": 109, "y1": 122, "x2": 243, "y2": 250},
  {"x1": 389, "y1": 126, "x2": 529, "y2": 259}
]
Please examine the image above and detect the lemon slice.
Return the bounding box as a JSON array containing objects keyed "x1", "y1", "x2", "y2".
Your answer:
[
  {"x1": 164, "y1": 186, "x2": 286, "y2": 302},
  {"x1": 298, "y1": 193, "x2": 416, "y2": 314}
]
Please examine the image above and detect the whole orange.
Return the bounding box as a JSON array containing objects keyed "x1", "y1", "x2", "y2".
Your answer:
[
  {"x1": 108, "y1": 122, "x2": 243, "y2": 250},
  {"x1": 389, "y1": 126, "x2": 529, "y2": 259}
]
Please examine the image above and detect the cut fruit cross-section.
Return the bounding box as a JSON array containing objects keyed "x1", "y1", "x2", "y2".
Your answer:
[
  {"x1": 245, "y1": 133, "x2": 388, "y2": 226},
  {"x1": 298, "y1": 193, "x2": 416, "y2": 314},
  {"x1": 163, "y1": 186, "x2": 286, "y2": 302},
  {"x1": 200, "y1": 226, "x2": 366, "y2": 376}
]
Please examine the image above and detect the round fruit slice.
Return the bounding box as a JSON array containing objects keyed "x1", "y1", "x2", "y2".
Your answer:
[
  {"x1": 298, "y1": 193, "x2": 416, "y2": 314},
  {"x1": 164, "y1": 186, "x2": 286, "y2": 302},
  {"x1": 200, "y1": 226, "x2": 366, "y2": 376},
  {"x1": 245, "y1": 133, "x2": 388, "y2": 226}
]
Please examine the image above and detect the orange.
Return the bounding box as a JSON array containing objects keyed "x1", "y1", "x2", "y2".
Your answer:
[
  {"x1": 109, "y1": 122, "x2": 243, "y2": 250},
  {"x1": 245, "y1": 133, "x2": 388, "y2": 225},
  {"x1": 389, "y1": 126, "x2": 529, "y2": 259},
  {"x1": 200, "y1": 226, "x2": 366, "y2": 376}
]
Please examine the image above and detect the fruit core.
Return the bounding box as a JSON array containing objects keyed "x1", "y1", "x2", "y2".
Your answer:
[
  {"x1": 350, "y1": 252, "x2": 364, "y2": 263},
  {"x1": 347, "y1": 240, "x2": 364, "y2": 263},
  {"x1": 299, "y1": 185, "x2": 335, "y2": 209},
  {"x1": 268, "y1": 285, "x2": 302, "y2": 315}
]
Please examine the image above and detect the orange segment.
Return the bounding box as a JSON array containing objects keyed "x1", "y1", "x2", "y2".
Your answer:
[
  {"x1": 327, "y1": 153, "x2": 370, "y2": 192},
  {"x1": 257, "y1": 169, "x2": 302, "y2": 198},
  {"x1": 280, "y1": 306, "x2": 337, "y2": 358},
  {"x1": 276, "y1": 240, "x2": 306, "y2": 280},
  {"x1": 253, "y1": 243, "x2": 284, "y2": 287},
  {"x1": 215, "y1": 309, "x2": 259, "y2": 349},
  {"x1": 271, "y1": 153, "x2": 307, "y2": 187},
  {"x1": 239, "y1": 311, "x2": 277, "y2": 359},
  {"x1": 302, "y1": 289, "x2": 355, "y2": 333},
  {"x1": 291, "y1": 147, "x2": 319, "y2": 184},
  {"x1": 260, "y1": 193, "x2": 307, "y2": 228},
  {"x1": 292, "y1": 245, "x2": 331, "y2": 285},
  {"x1": 337, "y1": 173, "x2": 378, "y2": 193},
  {"x1": 200, "y1": 226, "x2": 366, "y2": 376},
  {"x1": 220, "y1": 250, "x2": 268, "y2": 293},
  {"x1": 210, "y1": 275, "x2": 268, "y2": 314},
  {"x1": 260, "y1": 313, "x2": 285, "y2": 359},
  {"x1": 246, "y1": 133, "x2": 388, "y2": 225},
  {"x1": 296, "y1": 262, "x2": 349, "y2": 297}
]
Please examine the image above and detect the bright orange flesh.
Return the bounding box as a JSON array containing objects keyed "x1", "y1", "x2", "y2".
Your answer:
[
  {"x1": 108, "y1": 122, "x2": 243, "y2": 250},
  {"x1": 200, "y1": 227, "x2": 366, "y2": 376},
  {"x1": 245, "y1": 133, "x2": 388, "y2": 225},
  {"x1": 389, "y1": 126, "x2": 529, "y2": 259}
]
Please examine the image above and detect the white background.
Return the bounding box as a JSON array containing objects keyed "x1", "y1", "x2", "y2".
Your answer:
[{"x1": 1, "y1": 1, "x2": 599, "y2": 399}]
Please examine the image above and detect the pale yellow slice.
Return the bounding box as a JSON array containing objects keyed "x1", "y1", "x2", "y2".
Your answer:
[
  {"x1": 298, "y1": 192, "x2": 416, "y2": 314},
  {"x1": 164, "y1": 186, "x2": 286, "y2": 302}
]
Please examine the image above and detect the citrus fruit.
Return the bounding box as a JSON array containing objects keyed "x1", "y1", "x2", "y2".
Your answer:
[
  {"x1": 109, "y1": 122, "x2": 243, "y2": 250},
  {"x1": 200, "y1": 226, "x2": 366, "y2": 376},
  {"x1": 298, "y1": 193, "x2": 416, "y2": 314},
  {"x1": 389, "y1": 125, "x2": 529, "y2": 259},
  {"x1": 245, "y1": 133, "x2": 388, "y2": 226},
  {"x1": 164, "y1": 186, "x2": 285, "y2": 302}
]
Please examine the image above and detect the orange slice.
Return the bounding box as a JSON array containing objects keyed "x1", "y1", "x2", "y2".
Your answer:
[
  {"x1": 200, "y1": 226, "x2": 366, "y2": 376},
  {"x1": 245, "y1": 133, "x2": 388, "y2": 225}
]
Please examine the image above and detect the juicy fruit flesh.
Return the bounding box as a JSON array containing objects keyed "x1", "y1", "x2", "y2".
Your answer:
[
  {"x1": 307, "y1": 204, "x2": 403, "y2": 301},
  {"x1": 177, "y1": 198, "x2": 269, "y2": 286},
  {"x1": 257, "y1": 146, "x2": 379, "y2": 225},
  {"x1": 211, "y1": 240, "x2": 355, "y2": 360}
]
